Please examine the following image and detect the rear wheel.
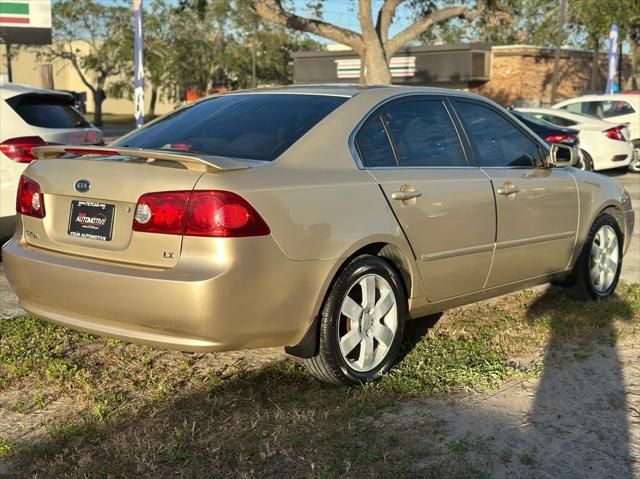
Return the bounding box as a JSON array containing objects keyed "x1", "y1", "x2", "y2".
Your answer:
[
  {"x1": 303, "y1": 255, "x2": 406, "y2": 385},
  {"x1": 562, "y1": 213, "x2": 623, "y2": 301}
]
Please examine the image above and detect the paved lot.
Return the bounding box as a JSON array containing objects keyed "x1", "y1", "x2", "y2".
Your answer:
[{"x1": 0, "y1": 170, "x2": 638, "y2": 318}]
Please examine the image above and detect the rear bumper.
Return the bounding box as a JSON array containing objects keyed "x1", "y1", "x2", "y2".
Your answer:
[{"x1": 2, "y1": 229, "x2": 334, "y2": 352}]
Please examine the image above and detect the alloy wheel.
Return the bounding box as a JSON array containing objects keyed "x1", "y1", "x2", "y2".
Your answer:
[
  {"x1": 337, "y1": 273, "x2": 398, "y2": 372},
  {"x1": 590, "y1": 225, "x2": 620, "y2": 293}
]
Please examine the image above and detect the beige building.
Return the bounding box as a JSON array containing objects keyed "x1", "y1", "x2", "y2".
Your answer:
[{"x1": 0, "y1": 43, "x2": 175, "y2": 117}]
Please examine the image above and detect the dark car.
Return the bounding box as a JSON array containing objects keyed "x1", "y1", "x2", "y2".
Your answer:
[{"x1": 510, "y1": 109, "x2": 579, "y2": 147}]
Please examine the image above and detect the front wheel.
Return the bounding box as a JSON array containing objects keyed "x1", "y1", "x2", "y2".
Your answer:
[
  {"x1": 303, "y1": 255, "x2": 406, "y2": 385},
  {"x1": 563, "y1": 213, "x2": 623, "y2": 301}
]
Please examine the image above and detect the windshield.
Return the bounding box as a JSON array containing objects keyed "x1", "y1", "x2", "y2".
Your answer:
[{"x1": 116, "y1": 93, "x2": 348, "y2": 161}]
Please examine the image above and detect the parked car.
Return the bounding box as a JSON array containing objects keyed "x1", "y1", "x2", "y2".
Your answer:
[
  {"x1": 0, "y1": 83, "x2": 102, "y2": 239},
  {"x1": 509, "y1": 108, "x2": 579, "y2": 148},
  {"x1": 3, "y1": 86, "x2": 634, "y2": 385},
  {"x1": 553, "y1": 94, "x2": 640, "y2": 172},
  {"x1": 516, "y1": 107, "x2": 634, "y2": 172}
]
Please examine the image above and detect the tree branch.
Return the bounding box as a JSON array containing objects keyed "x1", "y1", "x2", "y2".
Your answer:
[
  {"x1": 385, "y1": 1, "x2": 484, "y2": 56},
  {"x1": 376, "y1": 0, "x2": 404, "y2": 42},
  {"x1": 251, "y1": 0, "x2": 364, "y2": 53}
]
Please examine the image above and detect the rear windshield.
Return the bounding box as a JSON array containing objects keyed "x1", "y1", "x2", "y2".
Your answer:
[
  {"x1": 115, "y1": 93, "x2": 348, "y2": 161},
  {"x1": 7, "y1": 93, "x2": 91, "y2": 128}
]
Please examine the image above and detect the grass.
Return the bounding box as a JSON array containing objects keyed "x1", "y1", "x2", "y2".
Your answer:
[{"x1": 0, "y1": 283, "x2": 638, "y2": 478}]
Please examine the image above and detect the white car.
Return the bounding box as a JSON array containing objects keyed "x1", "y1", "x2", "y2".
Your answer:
[
  {"x1": 517, "y1": 107, "x2": 634, "y2": 172},
  {"x1": 552, "y1": 94, "x2": 639, "y2": 171},
  {"x1": 0, "y1": 83, "x2": 102, "y2": 238}
]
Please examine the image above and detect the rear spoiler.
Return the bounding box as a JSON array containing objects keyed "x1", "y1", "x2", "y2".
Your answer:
[{"x1": 31, "y1": 145, "x2": 250, "y2": 172}]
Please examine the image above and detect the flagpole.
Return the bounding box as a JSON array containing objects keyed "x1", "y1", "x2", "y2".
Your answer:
[{"x1": 133, "y1": 0, "x2": 145, "y2": 127}]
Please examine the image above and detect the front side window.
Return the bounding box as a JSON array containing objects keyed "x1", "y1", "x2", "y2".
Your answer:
[
  {"x1": 381, "y1": 100, "x2": 467, "y2": 167},
  {"x1": 116, "y1": 94, "x2": 347, "y2": 161},
  {"x1": 455, "y1": 101, "x2": 541, "y2": 167}
]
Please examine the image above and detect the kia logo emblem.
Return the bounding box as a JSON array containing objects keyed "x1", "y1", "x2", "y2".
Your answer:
[{"x1": 75, "y1": 180, "x2": 91, "y2": 193}]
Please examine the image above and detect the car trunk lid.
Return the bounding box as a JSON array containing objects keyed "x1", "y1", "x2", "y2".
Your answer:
[{"x1": 20, "y1": 148, "x2": 250, "y2": 268}]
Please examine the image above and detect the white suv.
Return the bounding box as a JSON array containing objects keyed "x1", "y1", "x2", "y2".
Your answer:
[{"x1": 0, "y1": 83, "x2": 102, "y2": 238}]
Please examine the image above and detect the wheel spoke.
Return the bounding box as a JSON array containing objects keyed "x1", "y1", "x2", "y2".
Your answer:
[
  {"x1": 340, "y1": 328, "x2": 362, "y2": 356},
  {"x1": 373, "y1": 323, "x2": 394, "y2": 348},
  {"x1": 360, "y1": 276, "x2": 376, "y2": 309},
  {"x1": 357, "y1": 336, "x2": 374, "y2": 370},
  {"x1": 372, "y1": 291, "x2": 394, "y2": 321},
  {"x1": 590, "y1": 263, "x2": 601, "y2": 283},
  {"x1": 606, "y1": 258, "x2": 618, "y2": 274},
  {"x1": 591, "y1": 243, "x2": 602, "y2": 257},
  {"x1": 341, "y1": 297, "x2": 363, "y2": 321}
]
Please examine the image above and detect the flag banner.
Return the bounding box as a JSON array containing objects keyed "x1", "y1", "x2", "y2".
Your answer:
[
  {"x1": 605, "y1": 24, "x2": 619, "y2": 94},
  {"x1": 133, "y1": 0, "x2": 144, "y2": 127},
  {"x1": 335, "y1": 56, "x2": 417, "y2": 79}
]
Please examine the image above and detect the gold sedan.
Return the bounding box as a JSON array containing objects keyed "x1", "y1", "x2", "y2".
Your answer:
[{"x1": 3, "y1": 86, "x2": 634, "y2": 384}]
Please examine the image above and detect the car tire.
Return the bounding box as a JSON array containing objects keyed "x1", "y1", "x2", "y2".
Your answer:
[
  {"x1": 579, "y1": 150, "x2": 594, "y2": 171},
  {"x1": 629, "y1": 148, "x2": 640, "y2": 173},
  {"x1": 303, "y1": 255, "x2": 406, "y2": 385},
  {"x1": 562, "y1": 213, "x2": 623, "y2": 301}
]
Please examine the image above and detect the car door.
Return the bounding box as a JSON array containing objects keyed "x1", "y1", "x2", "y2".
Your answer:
[
  {"x1": 452, "y1": 99, "x2": 579, "y2": 288},
  {"x1": 354, "y1": 96, "x2": 496, "y2": 302}
]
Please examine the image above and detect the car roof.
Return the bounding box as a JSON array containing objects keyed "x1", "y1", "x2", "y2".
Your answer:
[
  {"x1": 553, "y1": 93, "x2": 640, "y2": 105},
  {"x1": 226, "y1": 84, "x2": 488, "y2": 101},
  {"x1": 0, "y1": 82, "x2": 74, "y2": 100}
]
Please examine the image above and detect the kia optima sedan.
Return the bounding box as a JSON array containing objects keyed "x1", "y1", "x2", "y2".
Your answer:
[{"x1": 3, "y1": 86, "x2": 634, "y2": 385}]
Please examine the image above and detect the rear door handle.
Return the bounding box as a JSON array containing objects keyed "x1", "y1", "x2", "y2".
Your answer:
[
  {"x1": 496, "y1": 183, "x2": 520, "y2": 196},
  {"x1": 391, "y1": 191, "x2": 422, "y2": 201}
]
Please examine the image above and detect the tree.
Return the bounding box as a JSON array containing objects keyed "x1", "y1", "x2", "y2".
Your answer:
[
  {"x1": 38, "y1": 0, "x2": 130, "y2": 126},
  {"x1": 571, "y1": 0, "x2": 638, "y2": 90},
  {"x1": 243, "y1": 0, "x2": 487, "y2": 84}
]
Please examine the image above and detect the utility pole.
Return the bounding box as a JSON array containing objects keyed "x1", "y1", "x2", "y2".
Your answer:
[{"x1": 550, "y1": 0, "x2": 567, "y2": 104}]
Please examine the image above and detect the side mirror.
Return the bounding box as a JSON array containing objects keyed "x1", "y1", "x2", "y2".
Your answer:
[{"x1": 547, "y1": 144, "x2": 578, "y2": 168}]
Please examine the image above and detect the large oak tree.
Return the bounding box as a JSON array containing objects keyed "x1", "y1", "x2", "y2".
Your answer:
[{"x1": 248, "y1": 0, "x2": 486, "y2": 84}]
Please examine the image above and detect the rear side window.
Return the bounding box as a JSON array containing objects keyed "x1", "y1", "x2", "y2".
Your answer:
[
  {"x1": 116, "y1": 94, "x2": 347, "y2": 161},
  {"x1": 355, "y1": 116, "x2": 396, "y2": 167},
  {"x1": 542, "y1": 114, "x2": 576, "y2": 127},
  {"x1": 455, "y1": 101, "x2": 540, "y2": 167},
  {"x1": 7, "y1": 94, "x2": 90, "y2": 128},
  {"x1": 381, "y1": 100, "x2": 467, "y2": 167}
]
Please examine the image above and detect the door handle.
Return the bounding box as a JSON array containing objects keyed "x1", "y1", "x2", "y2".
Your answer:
[
  {"x1": 496, "y1": 183, "x2": 520, "y2": 196},
  {"x1": 391, "y1": 191, "x2": 422, "y2": 201}
]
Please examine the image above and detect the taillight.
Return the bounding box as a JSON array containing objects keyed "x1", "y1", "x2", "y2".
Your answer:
[
  {"x1": 16, "y1": 175, "x2": 46, "y2": 218},
  {"x1": 0, "y1": 136, "x2": 50, "y2": 163},
  {"x1": 133, "y1": 190, "x2": 270, "y2": 237},
  {"x1": 603, "y1": 125, "x2": 626, "y2": 141},
  {"x1": 546, "y1": 133, "x2": 576, "y2": 144},
  {"x1": 132, "y1": 191, "x2": 190, "y2": 235}
]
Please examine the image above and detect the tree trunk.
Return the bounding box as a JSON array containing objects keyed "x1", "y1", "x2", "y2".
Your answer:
[
  {"x1": 92, "y1": 89, "x2": 106, "y2": 127},
  {"x1": 589, "y1": 37, "x2": 600, "y2": 91},
  {"x1": 363, "y1": 47, "x2": 391, "y2": 85},
  {"x1": 148, "y1": 87, "x2": 158, "y2": 118},
  {"x1": 630, "y1": 37, "x2": 639, "y2": 90}
]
